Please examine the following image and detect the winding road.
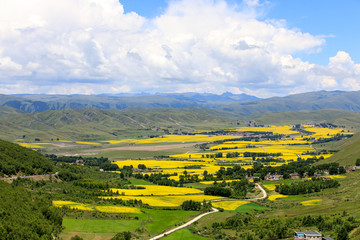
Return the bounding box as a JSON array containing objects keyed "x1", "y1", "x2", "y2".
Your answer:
[{"x1": 149, "y1": 183, "x2": 267, "y2": 240}]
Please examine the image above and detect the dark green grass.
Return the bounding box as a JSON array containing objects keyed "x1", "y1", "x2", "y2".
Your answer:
[
  {"x1": 162, "y1": 228, "x2": 212, "y2": 240},
  {"x1": 143, "y1": 208, "x2": 199, "y2": 233},
  {"x1": 130, "y1": 178, "x2": 154, "y2": 185},
  {"x1": 62, "y1": 218, "x2": 141, "y2": 233},
  {"x1": 234, "y1": 202, "x2": 268, "y2": 213}
]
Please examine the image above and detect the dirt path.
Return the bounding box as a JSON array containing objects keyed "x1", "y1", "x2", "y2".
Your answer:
[
  {"x1": 149, "y1": 183, "x2": 267, "y2": 240},
  {"x1": 149, "y1": 207, "x2": 219, "y2": 240},
  {"x1": 0, "y1": 172, "x2": 58, "y2": 183}
]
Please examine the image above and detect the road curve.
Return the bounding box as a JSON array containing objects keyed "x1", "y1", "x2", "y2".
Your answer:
[
  {"x1": 149, "y1": 183, "x2": 267, "y2": 240},
  {"x1": 252, "y1": 183, "x2": 267, "y2": 200},
  {"x1": 149, "y1": 207, "x2": 219, "y2": 240}
]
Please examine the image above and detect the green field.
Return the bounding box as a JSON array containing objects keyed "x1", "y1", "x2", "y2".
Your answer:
[
  {"x1": 143, "y1": 209, "x2": 199, "y2": 233},
  {"x1": 162, "y1": 228, "x2": 212, "y2": 240},
  {"x1": 234, "y1": 202, "x2": 268, "y2": 213}
]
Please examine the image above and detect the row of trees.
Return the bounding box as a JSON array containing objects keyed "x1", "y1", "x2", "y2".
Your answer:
[{"x1": 275, "y1": 178, "x2": 340, "y2": 195}]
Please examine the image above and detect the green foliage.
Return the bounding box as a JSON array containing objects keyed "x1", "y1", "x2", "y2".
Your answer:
[
  {"x1": 0, "y1": 139, "x2": 54, "y2": 176},
  {"x1": 205, "y1": 212, "x2": 356, "y2": 240},
  {"x1": 204, "y1": 186, "x2": 232, "y2": 197},
  {"x1": 0, "y1": 181, "x2": 63, "y2": 240},
  {"x1": 70, "y1": 236, "x2": 84, "y2": 240},
  {"x1": 111, "y1": 231, "x2": 131, "y2": 240},
  {"x1": 275, "y1": 178, "x2": 340, "y2": 195},
  {"x1": 181, "y1": 200, "x2": 212, "y2": 211},
  {"x1": 356, "y1": 158, "x2": 360, "y2": 166}
]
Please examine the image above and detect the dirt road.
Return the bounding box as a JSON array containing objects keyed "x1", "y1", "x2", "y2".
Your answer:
[{"x1": 149, "y1": 183, "x2": 267, "y2": 239}]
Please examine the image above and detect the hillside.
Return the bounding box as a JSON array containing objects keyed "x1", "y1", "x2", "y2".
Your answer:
[
  {"x1": 0, "y1": 105, "x2": 24, "y2": 116},
  {"x1": 253, "y1": 109, "x2": 360, "y2": 129},
  {"x1": 219, "y1": 90, "x2": 360, "y2": 116},
  {"x1": 315, "y1": 133, "x2": 360, "y2": 166},
  {"x1": 0, "y1": 108, "x2": 233, "y2": 141},
  {"x1": 0, "y1": 139, "x2": 54, "y2": 176},
  {"x1": 0, "y1": 181, "x2": 62, "y2": 239}
]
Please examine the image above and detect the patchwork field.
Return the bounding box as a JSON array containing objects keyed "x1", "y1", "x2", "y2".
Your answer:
[{"x1": 13, "y1": 124, "x2": 358, "y2": 240}]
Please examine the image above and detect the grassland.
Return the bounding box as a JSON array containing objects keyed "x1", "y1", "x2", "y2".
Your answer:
[
  {"x1": 162, "y1": 228, "x2": 212, "y2": 240},
  {"x1": 315, "y1": 132, "x2": 360, "y2": 166},
  {"x1": 7, "y1": 123, "x2": 360, "y2": 240}
]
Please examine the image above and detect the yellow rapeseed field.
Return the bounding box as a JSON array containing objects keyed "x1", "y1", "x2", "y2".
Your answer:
[
  {"x1": 263, "y1": 184, "x2": 276, "y2": 191},
  {"x1": 75, "y1": 141, "x2": 101, "y2": 145},
  {"x1": 268, "y1": 194, "x2": 288, "y2": 201},
  {"x1": 212, "y1": 200, "x2": 250, "y2": 210},
  {"x1": 95, "y1": 206, "x2": 141, "y2": 213},
  {"x1": 103, "y1": 135, "x2": 240, "y2": 145},
  {"x1": 200, "y1": 180, "x2": 241, "y2": 185},
  {"x1": 301, "y1": 199, "x2": 322, "y2": 206},
  {"x1": 53, "y1": 200, "x2": 141, "y2": 213},
  {"x1": 101, "y1": 195, "x2": 224, "y2": 207},
  {"x1": 53, "y1": 201, "x2": 93, "y2": 211},
  {"x1": 109, "y1": 185, "x2": 202, "y2": 196},
  {"x1": 18, "y1": 142, "x2": 53, "y2": 148}
]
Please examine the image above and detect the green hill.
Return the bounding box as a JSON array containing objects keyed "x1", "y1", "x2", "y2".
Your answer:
[
  {"x1": 0, "y1": 106, "x2": 24, "y2": 116},
  {"x1": 219, "y1": 90, "x2": 360, "y2": 116},
  {"x1": 315, "y1": 133, "x2": 360, "y2": 166},
  {"x1": 253, "y1": 109, "x2": 360, "y2": 129},
  {"x1": 0, "y1": 108, "x2": 233, "y2": 141},
  {"x1": 0, "y1": 139, "x2": 54, "y2": 176}
]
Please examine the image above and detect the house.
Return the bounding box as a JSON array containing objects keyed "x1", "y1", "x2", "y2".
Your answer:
[
  {"x1": 294, "y1": 231, "x2": 322, "y2": 240},
  {"x1": 320, "y1": 176, "x2": 332, "y2": 181},
  {"x1": 290, "y1": 173, "x2": 299, "y2": 179},
  {"x1": 347, "y1": 166, "x2": 360, "y2": 171},
  {"x1": 322, "y1": 237, "x2": 334, "y2": 240},
  {"x1": 246, "y1": 176, "x2": 260, "y2": 181},
  {"x1": 265, "y1": 174, "x2": 283, "y2": 181}
]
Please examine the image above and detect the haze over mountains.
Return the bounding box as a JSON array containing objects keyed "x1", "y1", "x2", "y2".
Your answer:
[{"x1": 1, "y1": 90, "x2": 360, "y2": 116}]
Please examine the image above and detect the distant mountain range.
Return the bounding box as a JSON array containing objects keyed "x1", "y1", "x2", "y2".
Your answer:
[
  {"x1": 0, "y1": 92, "x2": 260, "y2": 113},
  {"x1": 1, "y1": 90, "x2": 360, "y2": 117}
]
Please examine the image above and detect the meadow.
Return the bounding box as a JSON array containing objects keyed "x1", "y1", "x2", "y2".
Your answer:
[{"x1": 13, "y1": 124, "x2": 359, "y2": 240}]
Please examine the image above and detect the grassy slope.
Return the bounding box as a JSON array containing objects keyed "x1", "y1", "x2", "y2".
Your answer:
[
  {"x1": 0, "y1": 106, "x2": 24, "y2": 116},
  {"x1": 314, "y1": 133, "x2": 360, "y2": 166},
  {"x1": 265, "y1": 171, "x2": 360, "y2": 218},
  {"x1": 218, "y1": 90, "x2": 360, "y2": 116},
  {"x1": 0, "y1": 108, "x2": 233, "y2": 141},
  {"x1": 253, "y1": 109, "x2": 360, "y2": 129}
]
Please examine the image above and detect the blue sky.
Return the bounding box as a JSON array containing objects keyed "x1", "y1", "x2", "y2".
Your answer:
[
  {"x1": 0, "y1": 0, "x2": 359, "y2": 97},
  {"x1": 120, "y1": 0, "x2": 360, "y2": 65}
]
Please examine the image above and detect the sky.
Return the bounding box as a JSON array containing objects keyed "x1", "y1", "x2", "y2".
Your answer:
[{"x1": 0, "y1": 0, "x2": 359, "y2": 97}]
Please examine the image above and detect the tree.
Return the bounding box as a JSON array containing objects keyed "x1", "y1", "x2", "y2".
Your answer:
[
  {"x1": 71, "y1": 236, "x2": 84, "y2": 240},
  {"x1": 337, "y1": 226, "x2": 349, "y2": 240},
  {"x1": 356, "y1": 158, "x2": 360, "y2": 166},
  {"x1": 111, "y1": 231, "x2": 131, "y2": 240},
  {"x1": 329, "y1": 166, "x2": 338, "y2": 175}
]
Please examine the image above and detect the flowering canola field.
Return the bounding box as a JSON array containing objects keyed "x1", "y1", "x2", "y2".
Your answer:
[
  {"x1": 109, "y1": 185, "x2": 203, "y2": 196},
  {"x1": 101, "y1": 195, "x2": 224, "y2": 207},
  {"x1": 212, "y1": 200, "x2": 250, "y2": 210},
  {"x1": 53, "y1": 200, "x2": 141, "y2": 213},
  {"x1": 110, "y1": 125, "x2": 351, "y2": 180}
]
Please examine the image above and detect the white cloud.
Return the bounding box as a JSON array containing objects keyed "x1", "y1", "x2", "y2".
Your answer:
[{"x1": 0, "y1": 0, "x2": 359, "y2": 97}]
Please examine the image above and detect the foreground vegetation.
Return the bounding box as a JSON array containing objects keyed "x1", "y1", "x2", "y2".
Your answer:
[{"x1": 1, "y1": 121, "x2": 360, "y2": 240}]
